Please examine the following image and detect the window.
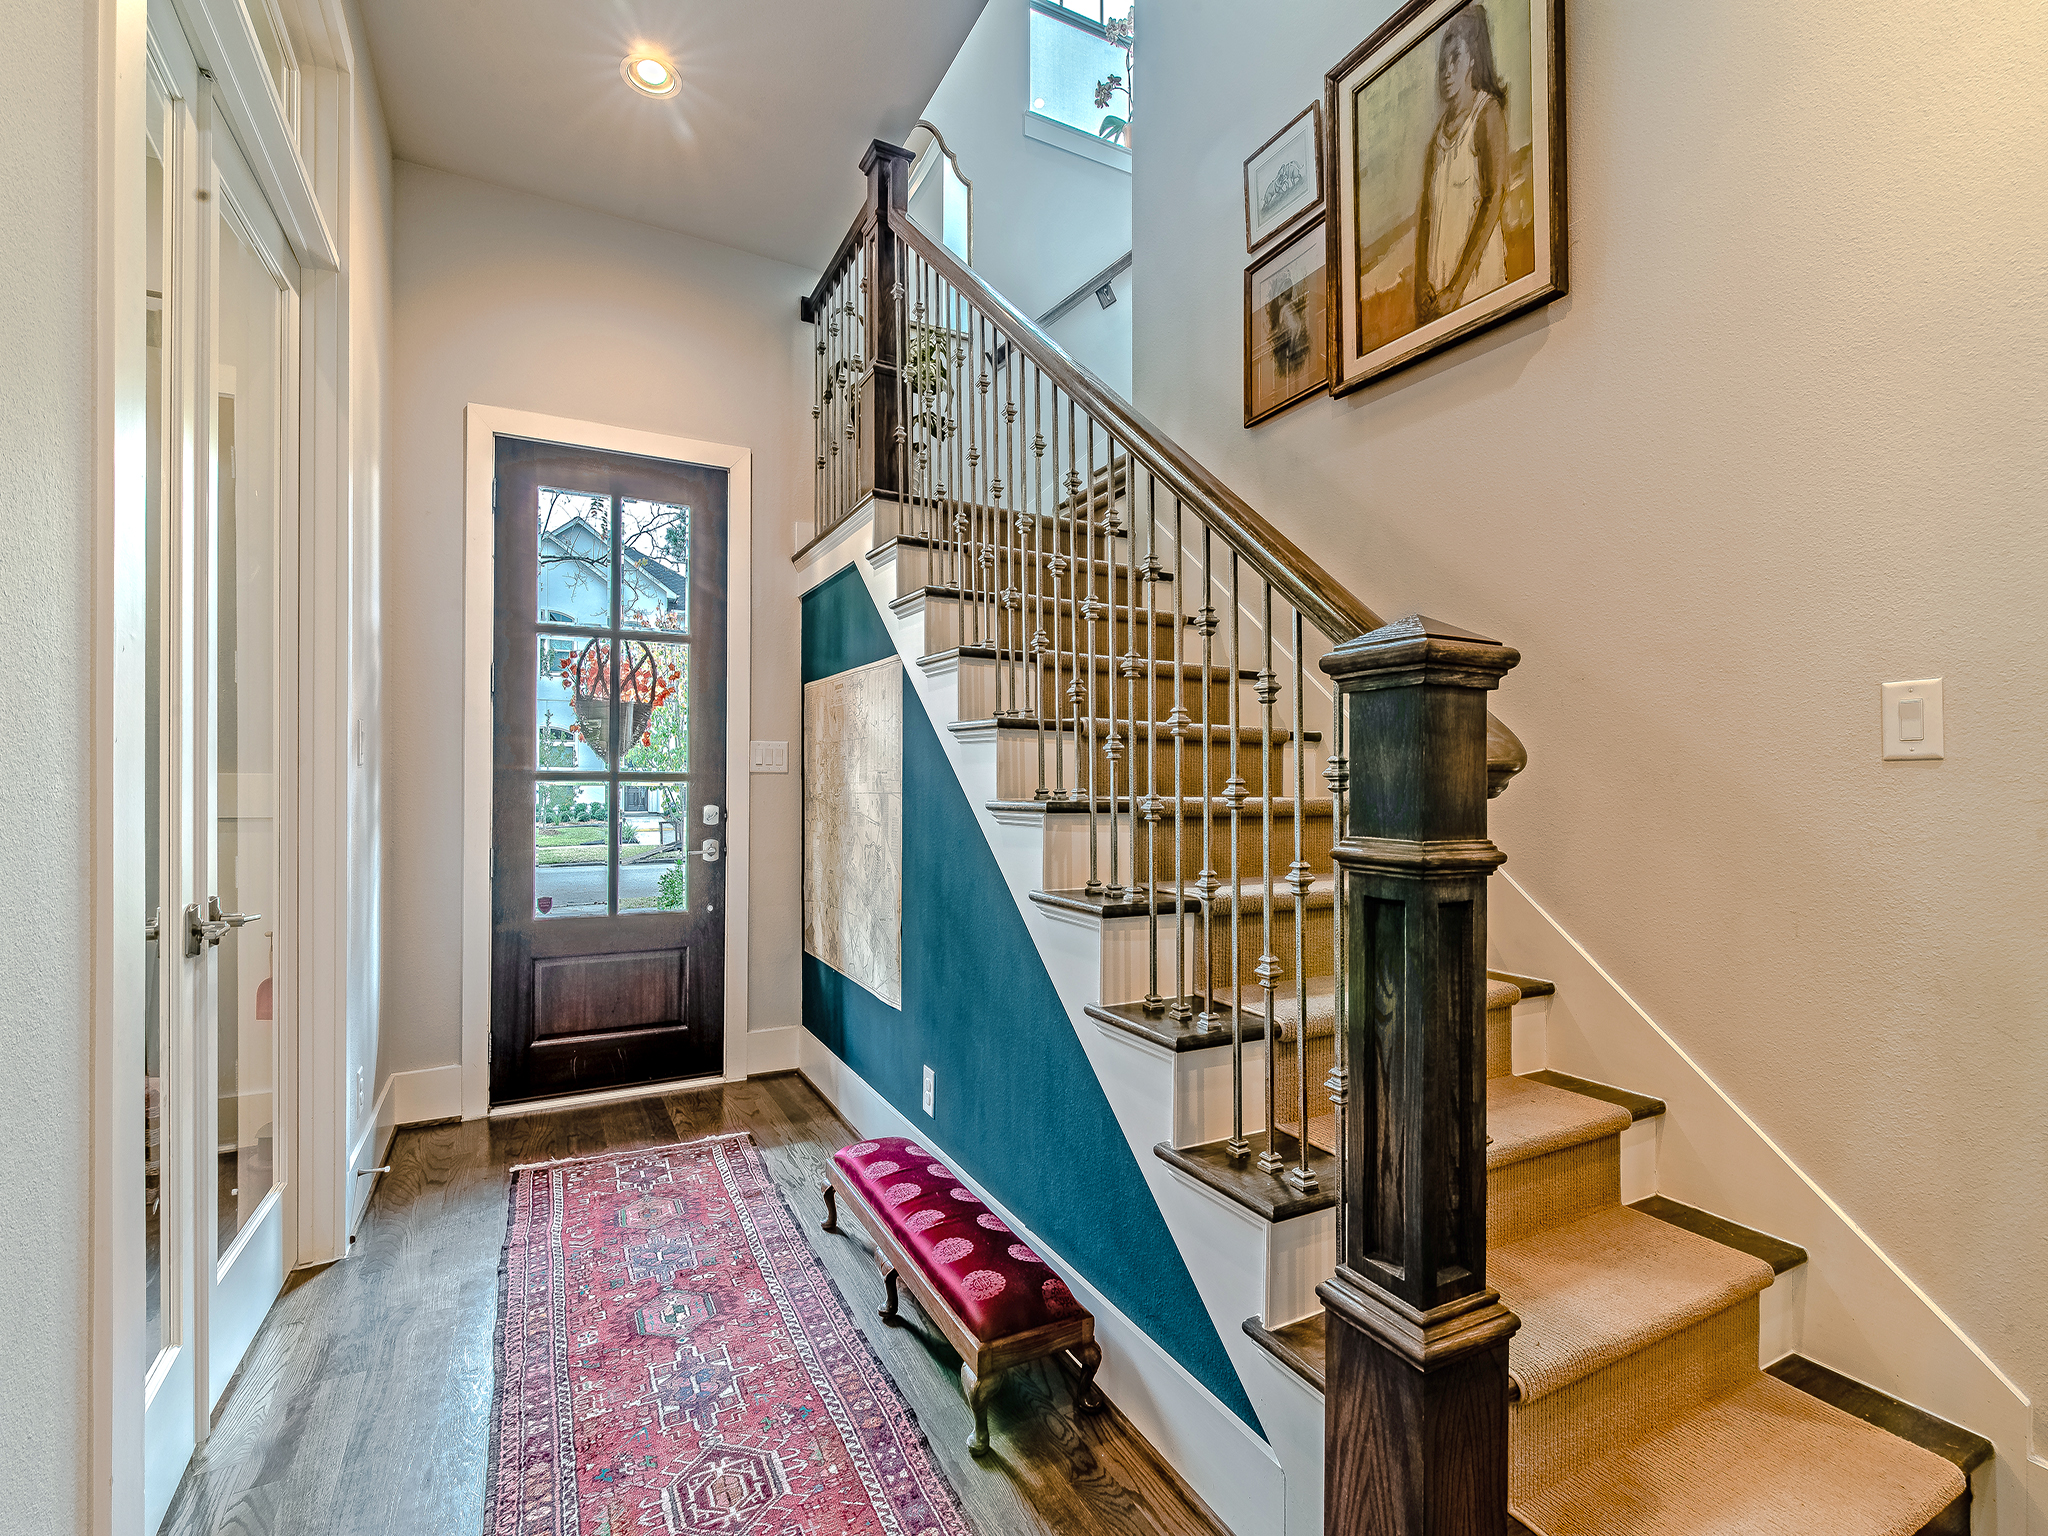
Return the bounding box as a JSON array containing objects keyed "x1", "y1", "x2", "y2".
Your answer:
[{"x1": 1029, "y1": 0, "x2": 1134, "y2": 143}]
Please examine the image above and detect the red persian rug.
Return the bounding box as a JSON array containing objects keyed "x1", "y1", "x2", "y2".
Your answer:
[{"x1": 486, "y1": 1132, "x2": 975, "y2": 1536}]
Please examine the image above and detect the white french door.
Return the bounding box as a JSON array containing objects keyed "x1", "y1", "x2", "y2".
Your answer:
[{"x1": 141, "y1": 9, "x2": 300, "y2": 1526}]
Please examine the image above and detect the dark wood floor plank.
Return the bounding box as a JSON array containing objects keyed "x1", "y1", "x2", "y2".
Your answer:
[{"x1": 158, "y1": 1078, "x2": 1227, "y2": 1536}]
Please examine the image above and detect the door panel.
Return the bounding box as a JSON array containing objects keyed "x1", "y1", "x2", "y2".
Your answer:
[{"x1": 491, "y1": 440, "x2": 728, "y2": 1104}]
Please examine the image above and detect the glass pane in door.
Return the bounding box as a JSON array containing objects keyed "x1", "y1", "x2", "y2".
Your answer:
[
  {"x1": 144, "y1": 75, "x2": 170, "y2": 1371},
  {"x1": 214, "y1": 207, "x2": 282, "y2": 1257}
]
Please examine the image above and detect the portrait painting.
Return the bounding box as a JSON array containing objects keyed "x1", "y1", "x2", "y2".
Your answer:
[
  {"x1": 1325, "y1": 0, "x2": 1565, "y2": 392},
  {"x1": 1244, "y1": 218, "x2": 1329, "y2": 426},
  {"x1": 1245, "y1": 102, "x2": 1325, "y2": 253}
]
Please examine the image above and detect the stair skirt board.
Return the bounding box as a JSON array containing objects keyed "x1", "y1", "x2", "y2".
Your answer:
[{"x1": 794, "y1": 1034, "x2": 1286, "y2": 1536}]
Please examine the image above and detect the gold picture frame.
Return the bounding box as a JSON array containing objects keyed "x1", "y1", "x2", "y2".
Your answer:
[{"x1": 1325, "y1": 0, "x2": 1567, "y2": 393}]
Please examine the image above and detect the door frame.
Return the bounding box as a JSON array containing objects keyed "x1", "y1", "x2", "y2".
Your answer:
[{"x1": 461, "y1": 405, "x2": 754, "y2": 1118}]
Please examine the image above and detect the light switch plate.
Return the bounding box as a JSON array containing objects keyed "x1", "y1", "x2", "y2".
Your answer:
[
  {"x1": 750, "y1": 741, "x2": 789, "y2": 773},
  {"x1": 1881, "y1": 678, "x2": 1943, "y2": 761}
]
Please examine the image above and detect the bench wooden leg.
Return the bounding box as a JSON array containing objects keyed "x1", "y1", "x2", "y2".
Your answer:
[
  {"x1": 961, "y1": 1363, "x2": 1000, "y2": 1456},
  {"x1": 819, "y1": 1181, "x2": 839, "y2": 1233},
  {"x1": 1073, "y1": 1341, "x2": 1105, "y2": 1413},
  {"x1": 878, "y1": 1267, "x2": 900, "y2": 1323}
]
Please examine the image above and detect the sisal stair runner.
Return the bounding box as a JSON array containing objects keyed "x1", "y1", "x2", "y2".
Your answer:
[{"x1": 1480, "y1": 983, "x2": 1965, "y2": 1535}]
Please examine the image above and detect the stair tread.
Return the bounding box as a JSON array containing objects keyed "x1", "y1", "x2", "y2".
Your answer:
[
  {"x1": 1154, "y1": 1133, "x2": 1335, "y2": 1221},
  {"x1": 1512, "y1": 1374, "x2": 1964, "y2": 1536},
  {"x1": 1488, "y1": 1076, "x2": 1633, "y2": 1172},
  {"x1": 1495, "y1": 1205, "x2": 1773, "y2": 1404}
]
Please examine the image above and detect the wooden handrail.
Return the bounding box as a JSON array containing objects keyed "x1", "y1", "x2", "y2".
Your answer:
[
  {"x1": 889, "y1": 211, "x2": 1385, "y2": 646},
  {"x1": 802, "y1": 205, "x2": 874, "y2": 324}
]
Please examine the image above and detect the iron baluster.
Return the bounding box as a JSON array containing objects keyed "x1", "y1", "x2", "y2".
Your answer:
[
  {"x1": 1166, "y1": 496, "x2": 1193, "y2": 1022},
  {"x1": 1256, "y1": 581, "x2": 1283, "y2": 1172},
  {"x1": 1195, "y1": 524, "x2": 1221, "y2": 1034},
  {"x1": 1224, "y1": 554, "x2": 1249, "y2": 1156},
  {"x1": 1286, "y1": 607, "x2": 1319, "y2": 1194},
  {"x1": 1142, "y1": 473, "x2": 1164, "y2": 1011}
]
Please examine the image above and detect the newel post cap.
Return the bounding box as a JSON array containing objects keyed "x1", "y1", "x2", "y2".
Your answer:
[
  {"x1": 1320, "y1": 613, "x2": 1521, "y2": 692},
  {"x1": 861, "y1": 139, "x2": 917, "y2": 210}
]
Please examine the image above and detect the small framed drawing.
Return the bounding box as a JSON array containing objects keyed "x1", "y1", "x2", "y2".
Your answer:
[
  {"x1": 1325, "y1": 0, "x2": 1566, "y2": 393},
  {"x1": 1244, "y1": 102, "x2": 1324, "y2": 253},
  {"x1": 1245, "y1": 218, "x2": 1329, "y2": 426}
]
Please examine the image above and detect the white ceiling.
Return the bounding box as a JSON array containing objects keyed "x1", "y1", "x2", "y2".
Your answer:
[{"x1": 355, "y1": 0, "x2": 987, "y2": 272}]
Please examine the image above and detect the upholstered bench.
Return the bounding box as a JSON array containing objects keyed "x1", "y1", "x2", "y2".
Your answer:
[{"x1": 821, "y1": 1136, "x2": 1103, "y2": 1455}]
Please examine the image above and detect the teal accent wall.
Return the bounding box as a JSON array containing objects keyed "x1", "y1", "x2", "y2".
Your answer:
[{"x1": 799, "y1": 565, "x2": 1262, "y2": 1435}]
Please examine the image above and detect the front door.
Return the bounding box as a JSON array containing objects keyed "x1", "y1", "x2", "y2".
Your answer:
[{"x1": 491, "y1": 439, "x2": 729, "y2": 1103}]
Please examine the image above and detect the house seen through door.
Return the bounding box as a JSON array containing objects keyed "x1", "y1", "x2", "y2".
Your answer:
[{"x1": 491, "y1": 439, "x2": 729, "y2": 1104}]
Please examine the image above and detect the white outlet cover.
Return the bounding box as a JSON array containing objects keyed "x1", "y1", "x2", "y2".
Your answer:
[
  {"x1": 922, "y1": 1065, "x2": 935, "y2": 1116},
  {"x1": 1881, "y1": 678, "x2": 1944, "y2": 761}
]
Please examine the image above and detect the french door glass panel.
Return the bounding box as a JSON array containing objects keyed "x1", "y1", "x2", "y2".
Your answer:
[
  {"x1": 212, "y1": 195, "x2": 283, "y2": 1257},
  {"x1": 143, "y1": 55, "x2": 173, "y2": 1384}
]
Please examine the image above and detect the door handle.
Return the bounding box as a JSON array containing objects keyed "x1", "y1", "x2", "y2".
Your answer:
[
  {"x1": 695, "y1": 839, "x2": 721, "y2": 863},
  {"x1": 208, "y1": 894, "x2": 262, "y2": 929},
  {"x1": 186, "y1": 902, "x2": 229, "y2": 956},
  {"x1": 145, "y1": 907, "x2": 161, "y2": 943},
  {"x1": 186, "y1": 896, "x2": 262, "y2": 956}
]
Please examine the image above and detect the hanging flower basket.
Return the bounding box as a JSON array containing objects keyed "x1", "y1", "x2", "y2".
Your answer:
[{"x1": 559, "y1": 638, "x2": 682, "y2": 759}]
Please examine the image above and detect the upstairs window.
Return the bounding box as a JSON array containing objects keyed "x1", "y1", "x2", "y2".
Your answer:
[{"x1": 1029, "y1": 0, "x2": 1134, "y2": 144}]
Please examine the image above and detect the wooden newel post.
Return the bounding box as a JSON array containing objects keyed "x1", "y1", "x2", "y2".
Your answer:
[
  {"x1": 858, "y1": 139, "x2": 915, "y2": 506},
  {"x1": 1317, "y1": 615, "x2": 1521, "y2": 1536}
]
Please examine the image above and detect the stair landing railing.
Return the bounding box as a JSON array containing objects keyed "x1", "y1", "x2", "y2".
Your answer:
[{"x1": 804, "y1": 142, "x2": 1528, "y2": 1536}]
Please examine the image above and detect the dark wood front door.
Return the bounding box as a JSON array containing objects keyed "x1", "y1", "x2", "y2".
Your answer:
[{"x1": 491, "y1": 438, "x2": 728, "y2": 1104}]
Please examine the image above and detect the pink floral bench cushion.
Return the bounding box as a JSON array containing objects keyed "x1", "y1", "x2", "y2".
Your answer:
[{"x1": 832, "y1": 1137, "x2": 1087, "y2": 1341}]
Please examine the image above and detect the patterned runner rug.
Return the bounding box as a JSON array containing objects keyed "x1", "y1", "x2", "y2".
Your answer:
[{"x1": 487, "y1": 1132, "x2": 975, "y2": 1536}]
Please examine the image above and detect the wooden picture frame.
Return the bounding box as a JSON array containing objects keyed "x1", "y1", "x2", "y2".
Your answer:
[
  {"x1": 1245, "y1": 217, "x2": 1330, "y2": 426},
  {"x1": 1325, "y1": 0, "x2": 1567, "y2": 393},
  {"x1": 1244, "y1": 102, "x2": 1326, "y2": 254}
]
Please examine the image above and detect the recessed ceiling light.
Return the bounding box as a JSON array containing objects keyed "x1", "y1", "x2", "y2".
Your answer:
[{"x1": 621, "y1": 52, "x2": 679, "y2": 98}]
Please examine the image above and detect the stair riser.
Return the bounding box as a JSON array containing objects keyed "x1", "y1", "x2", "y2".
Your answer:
[
  {"x1": 1491, "y1": 1137, "x2": 1622, "y2": 1248},
  {"x1": 881, "y1": 542, "x2": 1159, "y2": 607},
  {"x1": 947, "y1": 654, "x2": 1240, "y2": 724},
  {"x1": 981, "y1": 727, "x2": 1313, "y2": 805},
  {"x1": 909, "y1": 596, "x2": 1182, "y2": 660},
  {"x1": 1202, "y1": 902, "x2": 1337, "y2": 997},
  {"x1": 1510, "y1": 1298, "x2": 1762, "y2": 1500}
]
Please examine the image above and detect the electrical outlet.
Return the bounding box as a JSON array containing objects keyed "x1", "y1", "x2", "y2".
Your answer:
[
  {"x1": 922, "y1": 1065, "x2": 935, "y2": 1116},
  {"x1": 355, "y1": 1066, "x2": 366, "y2": 1120}
]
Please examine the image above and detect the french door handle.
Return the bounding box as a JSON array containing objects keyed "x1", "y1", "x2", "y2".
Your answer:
[
  {"x1": 186, "y1": 902, "x2": 229, "y2": 956},
  {"x1": 207, "y1": 894, "x2": 262, "y2": 929}
]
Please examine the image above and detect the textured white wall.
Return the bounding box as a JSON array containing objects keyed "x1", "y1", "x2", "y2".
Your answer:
[
  {"x1": 0, "y1": 1, "x2": 95, "y2": 1528},
  {"x1": 382, "y1": 163, "x2": 810, "y2": 1079},
  {"x1": 1136, "y1": 0, "x2": 2048, "y2": 1445}
]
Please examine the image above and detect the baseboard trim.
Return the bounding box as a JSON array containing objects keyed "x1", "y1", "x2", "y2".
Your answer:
[{"x1": 390, "y1": 1063, "x2": 465, "y2": 1126}]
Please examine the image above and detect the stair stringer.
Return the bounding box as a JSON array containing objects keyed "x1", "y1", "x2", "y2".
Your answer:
[{"x1": 802, "y1": 525, "x2": 1327, "y2": 1535}]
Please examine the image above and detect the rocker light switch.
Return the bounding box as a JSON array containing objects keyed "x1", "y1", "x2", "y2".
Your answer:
[{"x1": 1881, "y1": 679, "x2": 1943, "y2": 761}]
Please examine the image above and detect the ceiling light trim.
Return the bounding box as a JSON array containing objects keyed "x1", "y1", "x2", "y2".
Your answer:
[{"x1": 621, "y1": 52, "x2": 680, "y2": 99}]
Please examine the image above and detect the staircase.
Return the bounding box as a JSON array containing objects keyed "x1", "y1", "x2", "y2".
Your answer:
[{"x1": 799, "y1": 141, "x2": 1991, "y2": 1536}]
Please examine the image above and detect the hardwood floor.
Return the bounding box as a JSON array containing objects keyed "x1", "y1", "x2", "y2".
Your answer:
[{"x1": 159, "y1": 1075, "x2": 1227, "y2": 1536}]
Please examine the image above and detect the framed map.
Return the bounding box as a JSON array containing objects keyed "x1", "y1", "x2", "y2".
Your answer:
[{"x1": 803, "y1": 657, "x2": 903, "y2": 1007}]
